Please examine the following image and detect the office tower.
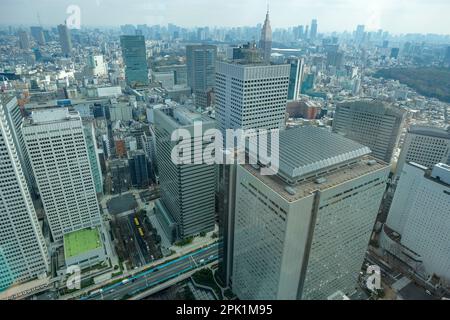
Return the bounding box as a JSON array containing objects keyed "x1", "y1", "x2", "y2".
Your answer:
[
  {"x1": 0, "y1": 96, "x2": 36, "y2": 196},
  {"x1": 83, "y1": 121, "x2": 104, "y2": 195},
  {"x1": 390, "y1": 48, "x2": 400, "y2": 59},
  {"x1": 310, "y1": 19, "x2": 318, "y2": 40},
  {"x1": 30, "y1": 26, "x2": 46, "y2": 45},
  {"x1": 355, "y1": 25, "x2": 366, "y2": 45},
  {"x1": 0, "y1": 97, "x2": 49, "y2": 291},
  {"x1": 396, "y1": 126, "x2": 450, "y2": 176},
  {"x1": 259, "y1": 9, "x2": 272, "y2": 63},
  {"x1": 120, "y1": 35, "x2": 149, "y2": 87},
  {"x1": 18, "y1": 30, "x2": 30, "y2": 50},
  {"x1": 186, "y1": 45, "x2": 217, "y2": 109},
  {"x1": 128, "y1": 150, "x2": 149, "y2": 188},
  {"x1": 287, "y1": 58, "x2": 305, "y2": 101},
  {"x1": 332, "y1": 100, "x2": 406, "y2": 163},
  {"x1": 215, "y1": 61, "x2": 290, "y2": 138},
  {"x1": 327, "y1": 51, "x2": 345, "y2": 68},
  {"x1": 231, "y1": 126, "x2": 390, "y2": 300},
  {"x1": 217, "y1": 157, "x2": 237, "y2": 288},
  {"x1": 382, "y1": 163, "x2": 450, "y2": 281},
  {"x1": 154, "y1": 107, "x2": 216, "y2": 241},
  {"x1": 22, "y1": 108, "x2": 102, "y2": 241},
  {"x1": 57, "y1": 24, "x2": 73, "y2": 57},
  {"x1": 304, "y1": 25, "x2": 309, "y2": 40}
]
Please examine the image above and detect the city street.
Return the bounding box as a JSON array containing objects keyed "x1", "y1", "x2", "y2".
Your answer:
[{"x1": 81, "y1": 243, "x2": 218, "y2": 300}]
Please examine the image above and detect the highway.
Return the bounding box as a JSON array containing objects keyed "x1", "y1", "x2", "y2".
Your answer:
[{"x1": 81, "y1": 243, "x2": 219, "y2": 300}]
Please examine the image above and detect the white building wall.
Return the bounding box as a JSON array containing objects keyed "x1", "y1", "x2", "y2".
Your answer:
[
  {"x1": 387, "y1": 163, "x2": 450, "y2": 281},
  {"x1": 0, "y1": 102, "x2": 49, "y2": 288},
  {"x1": 22, "y1": 109, "x2": 102, "y2": 241}
]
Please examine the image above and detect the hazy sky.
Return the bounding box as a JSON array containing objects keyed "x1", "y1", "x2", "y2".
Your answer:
[{"x1": 2, "y1": 0, "x2": 450, "y2": 34}]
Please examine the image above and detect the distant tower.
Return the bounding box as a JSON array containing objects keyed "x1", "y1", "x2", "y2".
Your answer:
[
  {"x1": 57, "y1": 24, "x2": 73, "y2": 57},
  {"x1": 310, "y1": 19, "x2": 318, "y2": 40},
  {"x1": 259, "y1": 7, "x2": 272, "y2": 63}
]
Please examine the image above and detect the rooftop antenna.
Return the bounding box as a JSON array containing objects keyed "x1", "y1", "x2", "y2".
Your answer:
[{"x1": 37, "y1": 12, "x2": 43, "y2": 27}]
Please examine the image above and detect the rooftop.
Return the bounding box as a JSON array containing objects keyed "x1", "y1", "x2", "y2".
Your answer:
[
  {"x1": 24, "y1": 107, "x2": 80, "y2": 126},
  {"x1": 63, "y1": 228, "x2": 102, "y2": 259},
  {"x1": 409, "y1": 125, "x2": 450, "y2": 139},
  {"x1": 243, "y1": 156, "x2": 388, "y2": 202},
  {"x1": 253, "y1": 126, "x2": 372, "y2": 183}
]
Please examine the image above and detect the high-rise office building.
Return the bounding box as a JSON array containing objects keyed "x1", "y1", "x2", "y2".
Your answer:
[
  {"x1": 57, "y1": 24, "x2": 73, "y2": 57},
  {"x1": 215, "y1": 60, "x2": 290, "y2": 286},
  {"x1": 310, "y1": 19, "x2": 318, "y2": 40},
  {"x1": 0, "y1": 96, "x2": 36, "y2": 196},
  {"x1": 18, "y1": 30, "x2": 30, "y2": 50},
  {"x1": 287, "y1": 57, "x2": 305, "y2": 101},
  {"x1": 22, "y1": 108, "x2": 102, "y2": 241},
  {"x1": 128, "y1": 150, "x2": 149, "y2": 188},
  {"x1": 30, "y1": 26, "x2": 46, "y2": 45},
  {"x1": 259, "y1": 9, "x2": 272, "y2": 63},
  {"x1": 355, "y1": 25, "x2": 365, "y2": 44},
  {"x1": 396, "y1": 126, "x2": 450, "y2": 176},
  {"x1": 332, "y1": 100, "x2": 406, "y2": 163},
  {"x1": 0, "y1": 96, "x2": 49, "y2": 291},
  {"x1": 154, "y1": 107, "x2": 216, "y2": 241},
  {"x1": 186, "y1": 45, "x2": 217, "y2": 109},
  {"x1": 83, "y1": 121, "x2": 104, "y2": 195},
  {"x1": 382, "y1": 162, "x2": 450, "y2": 281},
  {"x1": 231, "y1": 126, "x2": 390, "y2": 299},
  {"x1": 215, "y1": 61, "x2": 290, "y2": 138},
  {"x1": 120, "y1": 35, "x2": 149, "y2": 87}
]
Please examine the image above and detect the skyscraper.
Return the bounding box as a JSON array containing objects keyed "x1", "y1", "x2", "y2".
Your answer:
[
  {"x1": 215, "y1": 61, "x2": 290, "y2": 139},
  {"x1": 18, "y1": 30, "x2": 30, "y2": 50},
  {"x1": 30, "y1": 26, "x2": 46, "y2": 45},
  {"x1": 128, "y1": 150, "x2": 149, "y2": 188},
  {"x1": 57, "y1": 24, "x2": 73, "y2": 57},
  {"x1": 186, "y1": 45, "x2": 217, "y2": 109},
  {"x1": 259, "y1": 9, "x2": 272, "y2": 63},
  {"x1": 215, "y1": 60, "x2": 290, "y2": 286},
  {"x1": 0, "y1": 96, "x2": 36, "y2": 196},
  {"x1": 83, "y1": 121, "x2": 104, "y2": 195},
  {"x1": 154, "y1": 107, "x2": 216, "y2": 241},
  {"x1": 120, "y1": 35, "x2": 149, "y2": 87},
  {"x1": 382, "y1": 162, "x2": 450, "y2": 281},
  {"x1": 332, "y1": 100, "x2": 406, "y2": 163},
  {"x1": 0, "y1": 96, "x2": 49, "y2": 290},
  {"x1": 287, "y1": 57, "x2": 305, "y2": 101},
  {"x1": 22, "y1": 108, "x2": 102, "y2": 241},
  {"x1": 231, "y1": 126, "x2": 390, "y2": 299},
  {"x1": 310, "y1": 19, "x2": 318, "y2": 40},
  {"x1": 396, "y1": 126, "x2": 450, "y2": 176}
]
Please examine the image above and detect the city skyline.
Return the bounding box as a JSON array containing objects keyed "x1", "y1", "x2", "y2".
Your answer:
[{"x1": 1, "y1": 0, "x2": 450, "y2": 35}]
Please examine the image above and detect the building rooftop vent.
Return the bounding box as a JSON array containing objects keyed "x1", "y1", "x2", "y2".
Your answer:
[
  {"x1": 315, "y1": 177, "x2": 327, "y2": 184},
  {"x1": 284, "y1": 186, "x2": 296, "y2": 195}
]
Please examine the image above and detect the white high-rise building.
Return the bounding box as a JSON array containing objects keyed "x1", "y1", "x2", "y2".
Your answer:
[
  {"x1": 382, "y1": 162, "x2": 450, "y2": 281},
  {"x1": 0, "y1": 96, "x2": 36, "y2": 195},
  {"x1": 215, "y1": 61, "x2": 290, "y2": 138},
  {"x1": 0, "y1": 96, "x2": 49, "y2": 290},
  {"x1": 22, "y1": 108, "x2": 102, "y2": 241},
  {"x1": 232, "y1": 127, "x2": 390, "y2": 300},
  {"x1": 396, "y1": 125, "x2": 450, "y2": 176}
]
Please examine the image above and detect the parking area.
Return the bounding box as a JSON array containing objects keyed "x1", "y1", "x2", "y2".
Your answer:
[{"x1": 111, "y1": 209, "x2": 163, "y2": 270}]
